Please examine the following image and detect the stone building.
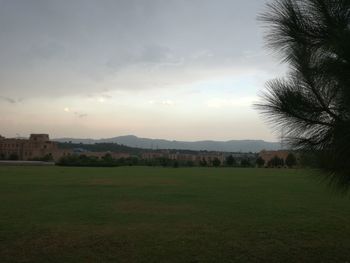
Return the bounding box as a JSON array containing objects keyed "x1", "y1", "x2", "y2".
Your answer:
[{"x1": 0, "y1": 134, "x2": 71, "y2": 161}]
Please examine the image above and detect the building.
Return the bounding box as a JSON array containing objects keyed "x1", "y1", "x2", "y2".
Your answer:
[
  {"x1": 141, "y1": 151, "x2": 168, "y2": 160},
  {"x1": 169, "y1": 152, "x2": 197, "y2": 162},
  {"x1": 79, "y1": 151, "x2": 130, "y2": 160},
  {"x1": 0, "y1": 134, "x2": 71, "y2": 161}
]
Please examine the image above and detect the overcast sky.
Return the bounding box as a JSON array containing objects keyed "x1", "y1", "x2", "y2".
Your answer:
[{"x1": 0, "y1": 0, "x2": 285, "y2": 141}]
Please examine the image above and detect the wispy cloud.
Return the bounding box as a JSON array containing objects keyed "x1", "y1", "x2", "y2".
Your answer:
[
  {"x1": 148, "y1": 99, "x2": 176, "y2": 106},
  {"x1": 0, "y1": 96, "x2": 21, "y2": 104},
  {"x1": 63, "y1": 107, "x2": 87, "y2": 118},
  {"x1": 74, "y1": 112, "x2": 88, "y2": 118},
  {"x1": 207, "y1": 97, "x2": 257, "y2": 108}
]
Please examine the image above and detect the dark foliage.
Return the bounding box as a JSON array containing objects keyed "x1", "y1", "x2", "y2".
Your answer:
[
  {"x1": 31, "y1": 154, "x2": 54, "y2": 162},
  {"x1": 200, "y1": 158, "x2": 208, "y2": 167},
  {"x1": 240, "y1": 159, "x2": 252, "y2": 168},
  {"x1": 268, "y1": 156, "x2": 285, "y2": 168},
  {"x1": 257, "y1": 0, "x2": 350, "y2": 190},
  {"x1": 58, "y1": 142, "x2": 145, "y2": 155},
  {"x1": 225, "y1": 155, "x2": 236, "y2": 166},
  {"x1": 8, "y1": 153, "x2": 19, "y2": 161},
  {"x1": 285, "y1": 153, "x2": 297, "y2": 167},
  {"x1": 212, "y1": 158, "x2": 221, "y2": 167},
  {"x1": 256, "y1": 157, "x2": 266, "y2": 167}
]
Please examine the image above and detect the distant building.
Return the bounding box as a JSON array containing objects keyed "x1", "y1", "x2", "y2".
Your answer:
[
  {"x1": 0, "y1": 134, "x2": 71, "y2": 161},
  {"x1": 79, "y1": 151, "x2": 130, "y2": 160},
  {"x1": 141, "y1": 152, "x2": 167, "y2": 160},
  {"x1": 169, "y1": 152, "x2": 198, "y2": 162}
]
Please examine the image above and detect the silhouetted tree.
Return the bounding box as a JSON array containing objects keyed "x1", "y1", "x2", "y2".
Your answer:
[
  {"x1": 9, "y1": 153, "x2": 19, "y2": 161},
  {"x1": 212, "y1": 158, "x2": 221, "y2": 167},
  {"x1": 285, "y1": 153, "x2": 297, "y2": 168},
  {"x1": 186, "y1": 160, "x2": 194, "y2": 167},
  {"x1": 256, "y1": 157, "x2": 265, "y2": 168},
  {"x1": 257, "y1": 0, "x2": 350, "y2": 189},
  {"x1": 102, "y1": 153, "x2": 113, "y2": 162},
  {"x1": 200, "y1": 158, "x2": 207, "y2": 167},
  {"x1": 225, "y1": 155, "x2": 236, "y2": 166},
  {"x1": 240, "y1": 159, "x2": 252, "y2": 168},
  {"x1": 268, "y1": 156, "x2": 284, "y2": 168}
]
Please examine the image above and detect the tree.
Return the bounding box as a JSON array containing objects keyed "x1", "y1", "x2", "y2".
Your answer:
[
  {"x1": 212, "y1": 158, "x2": 221, "y2": 167},
  {"x1": 186, "y1": 160, "x2": 194, "y2": 167},
  {"x1": 240, "y1": 159, "x2": 251, "y2": 168},
  {"x1": 9, "y1": 153, "x2": 19, "y2": 161},
  {"x1": 257, "y1": 0, "x2": 350, "y2": 189},
  {"x1": 285, "y1": 153, "x2": 297, "y2": 168},
  {"x1": 256, "y1": 157, "x2": 265, "y2": 168},
  {"x1": 102, "y1": 153, "x2": 113, "y2": 162},
  {"x1": 200, "y1": 158, "x2": 207, "y2": 167},
  {"x1": 225, "y1": 155, "x2": 236, "y2": 166},
  {"x1": 268, "y1": 156, "x2": 284, "y2": 168}
]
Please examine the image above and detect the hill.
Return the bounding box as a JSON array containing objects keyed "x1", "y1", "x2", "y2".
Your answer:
[{"x1": 55, "y1": 135, "x2": 280, "y2": 153}]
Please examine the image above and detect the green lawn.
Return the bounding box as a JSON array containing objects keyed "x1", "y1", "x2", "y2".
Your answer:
[{"x1": 0, "y1": 166, "x2": 350, "y2": 262}]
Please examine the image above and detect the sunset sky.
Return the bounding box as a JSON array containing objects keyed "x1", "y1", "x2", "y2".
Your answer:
[{"x1": 0, "y1": 0, "x2": 285, "y2": 141}]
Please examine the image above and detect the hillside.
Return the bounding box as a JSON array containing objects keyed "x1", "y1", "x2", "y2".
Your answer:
[{"x1": 55, "y1": 135, "x2": 280, "y2": 153}]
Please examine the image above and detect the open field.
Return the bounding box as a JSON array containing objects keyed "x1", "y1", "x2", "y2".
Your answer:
[{"x1": 1, "y1": 167, "x2": 350, "y2": 263}]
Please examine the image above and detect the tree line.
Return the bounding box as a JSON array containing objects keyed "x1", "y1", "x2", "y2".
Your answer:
[{"x1": 56, "y1": 153, "x2": 259, "y2": 168}]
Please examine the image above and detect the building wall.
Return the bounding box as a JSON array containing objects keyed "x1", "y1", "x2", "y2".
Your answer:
[{"x1": 0, "y1": 134, "x2": 71, "y2": 161}]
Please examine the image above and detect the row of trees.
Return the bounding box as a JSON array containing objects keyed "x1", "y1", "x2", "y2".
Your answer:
[
  {"x1": 0, "y1": 153, "x2": 54, "y2": 162},
  {"x1": 0, "y1": 153, "x2": 19, "y2": 160},
  {"x1": 57, "y1": 154, "x2": 258, "y2": 168},
  {"x1": 256, "y1": 153, "x2": 297, "y2": 168}
]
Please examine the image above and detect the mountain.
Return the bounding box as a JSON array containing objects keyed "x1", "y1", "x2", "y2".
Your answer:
[{"x1": 54, "y1": 135, "x2": 280, "y2": 153}]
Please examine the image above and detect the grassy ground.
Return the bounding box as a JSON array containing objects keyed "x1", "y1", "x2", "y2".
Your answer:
[{"x1": 0, "y1": 166, "x2": 350, "y2": 263}]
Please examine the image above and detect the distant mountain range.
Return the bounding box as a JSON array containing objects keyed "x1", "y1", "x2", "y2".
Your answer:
[{"x1": 54, "y1": 135, "x2": 280, "y2": 153}]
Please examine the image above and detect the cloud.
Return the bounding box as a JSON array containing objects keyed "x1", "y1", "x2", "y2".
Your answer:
[
  {"x1": 74, "y1": 112, "x2": 88, "y2": 118},
  {"x1": 148, "y1": 99, "x2": 176, "y2": 106},
  {"x1": 207, "y1": 97, "x2": 257, "y2": 108},
  {"x1": 29, "y1": 41, "x2": 66, "y2": 60},
  {"x1": 0, "y1": 0, "x2": 276, "y2": 99},
  {"x1": 0, "y1": 96, "x2": 21, "y2": 104},
  {"x1": 63, "y1": 107, "x2": 87, "y2": 118},
  {"x1": 106, "y1": 44, "x2": 183, "y2": 71}
]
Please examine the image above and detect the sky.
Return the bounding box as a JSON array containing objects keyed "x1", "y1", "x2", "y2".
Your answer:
[{"x1": 0, "y1": 0, "x2": 286, "y2": 141}]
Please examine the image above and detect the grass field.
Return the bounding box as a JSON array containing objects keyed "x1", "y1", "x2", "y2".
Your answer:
[{"x1": 1, "y1": 166, "x2": 350, "y2": 262}]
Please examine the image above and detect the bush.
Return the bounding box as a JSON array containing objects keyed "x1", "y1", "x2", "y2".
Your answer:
[
  {"x1": 285, "y1": 153, "x2": 297, "y2": 168},
  {"x1": 267, "y1": 156, "x2": 284, "y2": 168},
  {"x1": 9, "y1": 153, "x2": 19, "y2": 161},
  {"x1": 256, "y1": 157, "x2": 265, "y2": 168},
  {"x1": 212, "y1": 158, "x2": 221, "y2": 167},
  {"x1": 240, "y1": 159, "x2": 252, "y2": 168},
  {"x1": 199, "y1": 158, "x2": 207, "y2": 167},
  {"x1": 225, "y1": 155, "x2": 236, "y2": 166}
]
